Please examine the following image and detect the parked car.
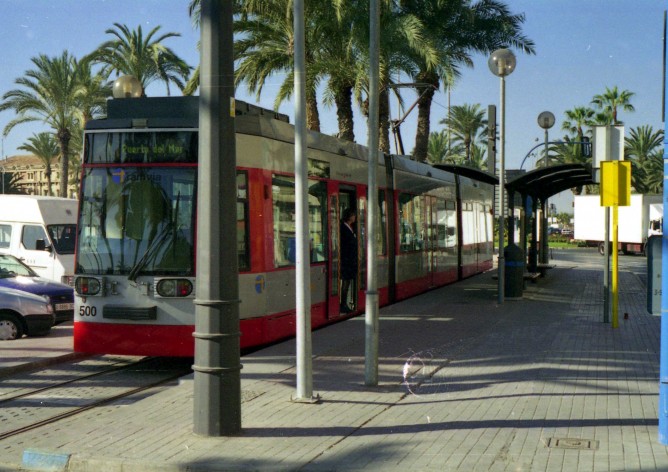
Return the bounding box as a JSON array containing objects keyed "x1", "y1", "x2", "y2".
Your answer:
[
  {"x1": 547, "y1": 227, "x2": 562, "y2": 235},
  {"x1": 0, "y1": 254, "x2": 74, "y2": 324},
  {"x1": 0, "y1": 286, "x2": 55, "y2": 340}
]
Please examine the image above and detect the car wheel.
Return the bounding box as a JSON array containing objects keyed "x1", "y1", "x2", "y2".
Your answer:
[{"x1": 0, "y1": 313, "x2": 24, "y2": 340}]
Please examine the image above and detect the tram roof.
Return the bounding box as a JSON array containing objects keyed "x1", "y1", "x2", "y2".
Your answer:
[
  {"x1": 505, "y1": 164, "x2": 594, "y2": 201},
  {"x1": 88, "y1": 96, "x2": 289, "y2": 130},
  {"x1": 431, "y1": 164, "x2": 498, "y2": 186}
]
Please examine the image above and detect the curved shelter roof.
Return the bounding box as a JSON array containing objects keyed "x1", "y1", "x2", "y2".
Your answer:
[{"x1": 505, "y1": 164, "x2": 594, "y2": 202}]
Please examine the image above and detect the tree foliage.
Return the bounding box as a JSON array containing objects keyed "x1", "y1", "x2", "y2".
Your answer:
[
  {"x1": 87, "y1": 23, "x2": 192, "y2": 97},
  {"x1": 17, "y1": 132, "x2": 59, "y2": 196}
]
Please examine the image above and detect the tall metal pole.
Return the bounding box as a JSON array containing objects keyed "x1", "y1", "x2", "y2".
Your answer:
[
  {"x1": 488, "y1": 49, "x2": 516, "y2": 304},
  {"x1": 193, "y1": 0, "x2": 241, "y2": 436},
  {"x1": 540, "y1": 127, "x2": 549, "y2": 265},
  {"x1": 365, "y1": 0, "x2": 380, "y2": 386},
  {"x1": 293, "y1": 0, "x2": 314, "y2": 402},
  {"x1": 537, "y1": 111, "x2": 554, "y2": 265},
  {"x1": 497, "y1": 74, "x2": 506, "y2": 304}
]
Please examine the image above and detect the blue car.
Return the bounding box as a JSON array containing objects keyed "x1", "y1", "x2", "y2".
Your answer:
[{"x1": 0, "y1": 254, "x2": 74, "y2": 324}]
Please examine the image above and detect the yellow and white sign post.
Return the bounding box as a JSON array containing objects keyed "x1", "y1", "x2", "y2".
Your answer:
[{"x1": 600, "y1": 160, "x2": 631, "y2": 328}]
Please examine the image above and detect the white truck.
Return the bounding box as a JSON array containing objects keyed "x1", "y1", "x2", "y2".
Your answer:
[
  {"x1": 0, "y1": 195, "x2": 78, "y2": 283},
  {"x1": 573, "y1": 194, "x2": 663, "y2": 255}
]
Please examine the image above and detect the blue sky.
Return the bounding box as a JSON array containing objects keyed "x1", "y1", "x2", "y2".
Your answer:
[{"x1": 0, "y1": 0, "x2": 664, "y2": 212}]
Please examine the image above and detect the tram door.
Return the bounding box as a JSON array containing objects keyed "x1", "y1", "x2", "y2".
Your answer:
[
  {"x1": 426, "y1": 196, "x2": 445, "y2": 288},
  {"x1": 326, "y1": 184, "x2": 359, "y2": 319}
]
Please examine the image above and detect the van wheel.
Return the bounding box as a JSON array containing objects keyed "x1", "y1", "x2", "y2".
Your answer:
[{"x1": 0, "y1": 313, "x2": 24, "y2": 340}]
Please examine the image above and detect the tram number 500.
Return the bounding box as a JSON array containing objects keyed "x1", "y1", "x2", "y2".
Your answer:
[{"x1": 79, "y1": 305, "x2": 98, "y2": 317}]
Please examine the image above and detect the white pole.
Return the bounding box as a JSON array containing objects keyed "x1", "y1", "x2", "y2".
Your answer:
[
  {"x1": 293, "y1": 0, "x2": 314, "y2": 401},
  {"x1": 498, "y1": 75, "x2": 506, "y2": 304}
]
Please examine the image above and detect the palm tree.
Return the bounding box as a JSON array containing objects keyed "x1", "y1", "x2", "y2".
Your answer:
[
  {"x1": 561, "y1": 106, "x2": 595, "y2": 140},
  {"x1": 71, "y1": 59, "x2": 111, "y2": 196},
  {"x1": 440, "y1": 103, "x2": 487, "y2": 162},
  {"x1": 0, "y1": 171, "x2": 24, "y2": 195},
  {"x1": 320, "y1": 1, "x2": 371, "y2": 142},
  {"x1": 0, "y1": 51, "x2": 82, "y2": 198},
  {"x1": 468, "y1": 142, "x2": 487, "y2": 171},
  {"x1": 234, "y1": 0, "x2": 324, "y2": 131},
  {"x1": 625, "y1": 125, "x2": 664, "y2": 194},
  {"x1": 400, "y1": 0, "x2": 535, "y2": 161},
  {"x1": 74, "y1": 59, "x2": 111, "y2": 127},
  {"x1": 625, "y1": 125, "x2": 663, "y2": 161},
  {"x1": 549, "y1": 137, "x2": 592, "y2": 195},
  {"x1": 591, "y1": 86, "x2": 635, "y2": 125},
  {"x1": 642, "y1": 151, "x2": 663, "y2": 194},
  {"x1": 17, "y1": 132, "x2": 59, "y2": 196},
  {"x1": 87, "y1": 23, "x2": 192, "y2": 97},
  {"x1": 344, "y1": 1, "x2": 441, "y2": 153},
  {"x1": 427, "y1": 129, "x2": 464, "y2": 163}
]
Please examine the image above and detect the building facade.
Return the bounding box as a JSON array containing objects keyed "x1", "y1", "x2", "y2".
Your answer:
[{"x1": 0, "y1": 154, "x2": 78, "y2": 198}]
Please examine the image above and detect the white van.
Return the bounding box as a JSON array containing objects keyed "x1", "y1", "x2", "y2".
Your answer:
[{"x1": 0, "y1": 196, "x2": 78, "y2": 284}]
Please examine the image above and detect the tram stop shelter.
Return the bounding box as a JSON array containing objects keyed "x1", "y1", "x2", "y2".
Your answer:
[{"x1": 505, "y1": 163, "x2": 595, "y2": 273}]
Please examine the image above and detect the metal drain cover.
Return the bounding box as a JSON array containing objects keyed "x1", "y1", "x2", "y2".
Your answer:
[{"x1": 546, "y1": 438, "x2": 599, "y2": 450}]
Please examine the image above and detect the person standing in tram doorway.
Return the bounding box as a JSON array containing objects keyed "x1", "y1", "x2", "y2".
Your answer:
[{"x1": 340, "y1": 208, "x2": 358, "y2": 313}]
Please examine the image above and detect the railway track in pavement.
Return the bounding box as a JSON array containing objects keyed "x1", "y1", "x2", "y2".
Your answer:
[{"x1": 0, "y1": 355, "x2": 192, "y2": 441}]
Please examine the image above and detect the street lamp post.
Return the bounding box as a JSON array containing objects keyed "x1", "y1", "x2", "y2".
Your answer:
[
  {"x1": 488, "y1": 48, "x2": 516, "y2": 304},
  {"x1": 537, "y1": 111, "x2": 555, "y2": 265}
]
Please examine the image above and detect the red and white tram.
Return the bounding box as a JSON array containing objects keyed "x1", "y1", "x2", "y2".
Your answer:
[{"x1": 73, "y1": 96, "x2": 495, "y2": 357}]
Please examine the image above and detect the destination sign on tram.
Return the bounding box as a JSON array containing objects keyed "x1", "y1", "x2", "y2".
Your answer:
[{"x1": 85, "y1": 131, "x2": 198, "y2": 164}]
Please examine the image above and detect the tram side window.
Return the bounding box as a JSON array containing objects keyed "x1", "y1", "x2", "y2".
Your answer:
[
  {"x1": 308, "y1": 180, "x2": 327, "y2": 263},
  {"x1": 371, "y1": 190, "x2": 387, "y2": 256},
  {"x1": 398, "y1": 193, "x2": 424, "y2": 252},
  {"x1": 461, "y1": 202, "x2": 475, "y2": 246},
  {"x1": 237, "y1": 172, "x2": 250, "y2": 271},
  {"x1": 445, "y1": 201, "x2": 457, "y2": 252},
  {"x1": 434, "y1": 200, "x2": 457, "y2": 253},
  {"x1": 272, "y1": 175, "x2": 327, "y2": 268}
]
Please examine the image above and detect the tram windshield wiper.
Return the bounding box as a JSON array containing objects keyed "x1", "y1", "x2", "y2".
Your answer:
[
  {"x1": 127, "y1": 193, "x2": 181, "y2": 282},
  {"x1": 127, "y1": 222, "x2": 173, "y2": 282}
]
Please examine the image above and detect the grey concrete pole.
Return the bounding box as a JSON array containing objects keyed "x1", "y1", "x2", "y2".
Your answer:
[
  {"x1": 293, "y1": 0, "x2": 314, "y2": 402},
  {"x1": 365, "y1": 0, "x2": 380, "y2": 386},
  {"x1": 193, "y1": 0, "x2": 242, "y2": 436}
]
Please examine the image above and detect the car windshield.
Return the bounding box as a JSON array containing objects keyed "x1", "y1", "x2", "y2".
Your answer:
[{"x1": 0, "y1": 254, "x2": 37, "y2": 278}]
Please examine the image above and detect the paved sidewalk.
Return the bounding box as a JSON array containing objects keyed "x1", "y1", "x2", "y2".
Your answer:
[
  {"x1": 2, "y1": 252, "x2": 667, "y2": 471},
  {"x1": 0, "y1": 322, "x2": 86, "y2": 378}
]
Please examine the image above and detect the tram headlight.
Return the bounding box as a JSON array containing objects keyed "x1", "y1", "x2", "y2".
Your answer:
[
  {"x1": 75, "y1": 277, "x2": 103, "y2": 296},
  {"x1": 155, "y1": 278, "x2": 194, "y2": 298}
]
